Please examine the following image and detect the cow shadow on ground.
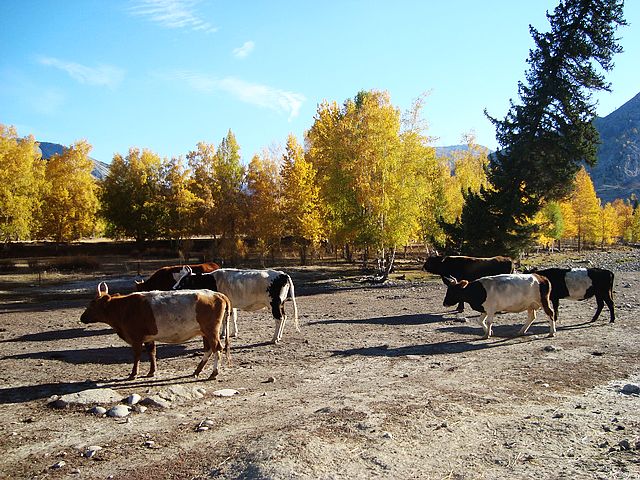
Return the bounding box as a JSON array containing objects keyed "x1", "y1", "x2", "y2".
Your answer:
[
  {"x1": 1, "y1": 343, "x2": 195, "y2": 365},
  {"x1": 0, "y1": 327, "x2": 113, "y2": 343},
  {"x1": 331, "y1": 338, "x2": 507, "y2": 358},
  {"x1": 0, "y1": 379, "x2": 100, "y2": 404},
  {"x1": 309, "y1": 312, "x2": 443, "y2": 327}
]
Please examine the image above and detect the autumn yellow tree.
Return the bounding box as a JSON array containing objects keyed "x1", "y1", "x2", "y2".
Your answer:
[
  {"x1": 280, "y1": 134, "x2": 324, "y2": 265},
  {"x1": 308, "y1": 90, "x2": 435, "y2": 276},
  {"x1": 245, "y1": 150, "x2": 282, "y2": 264},
  {"x1": 0, "y1": 125, "x2": 46, "y2": 242},
  {"x1": 212, "y1": 130, "x2": 245, "y2": 261},
  {"x1": 611, "y1": 198, "x2": 634, "y2": 242},
  {"x1": 570, "y1": 167, "x2": 600, "y2": 251},
  {"x1": 451, "y1": 133, "x2": 490, "y2": 205},
  {"x1": 100, "y1": 148, "x2": 165, "y2": 244},
  {"x1": 160, "y1": 157, "x2": 199, "y2": 242},
  {"x1": 532, "y1": 201, "x2": 564, "y2": 251},
  {"x1": 597, "y1": 202, "x2": 619, "y2": 248},
  {"x1": 38, "y1": 140, "x2": 100, "y2": 242},
  {"x1": 186, "y1": 142, "x2": 218, "y2": 236}
]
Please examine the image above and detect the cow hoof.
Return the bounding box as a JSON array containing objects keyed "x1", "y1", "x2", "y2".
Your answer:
[
  {"x1": 481, "y1": 335, "x2": 490, "y2": 340},
  {"x1": 547, "y1": 333, "x2": 555, "y2": 338},
  {"x1": 208, "y1": 369, "x2": 219, "y2": 380},
  {"x1": 128, "y1": 375, "x2": 137, "y2": 380},
  {"x1": 146, "y1": 372, "x2": 155, "y2": 378}
]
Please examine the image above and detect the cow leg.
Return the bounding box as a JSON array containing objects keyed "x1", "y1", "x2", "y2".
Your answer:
[
  {"x1": 456, "y1": 301, "x2": 465, "y2": 313},
  {"x1": 605, "y1": 293, "x2": 615, "y2": 323},
  {"x1": 144, "y1": 342, "x2": 157, "y2": 377},
  {"x1": 193, "y1": 336, "x2": 212, "y2": 378},
  {"x1": 518, "y1": 309, "x2": 537, "y2": 336},
  {"x1": 273, "y1": 312, "x2": 287, "y2": 344},
  {"x1": 129, "y1": 343, "x2": 143, "y2": 380},
  {"x1": 552, "y1": 298, "x2": 560, "y2": 323},
  {"x1": 547, "y1": 312, "x2": 556, "y2": 337},
  {"x1": 591, "y1": 297, "x2": 605, "y2": 323},
  {"x1": 232, "y1": 308, "x2": 239, "y2": 337},
  {"x1": 478, "y1": 313, "x2": 490, "y2": 339}
]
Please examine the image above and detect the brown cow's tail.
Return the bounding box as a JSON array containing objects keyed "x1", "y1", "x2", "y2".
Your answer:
[{"x1": 534, "y1": 274, "x2": 554, "y2": 319}]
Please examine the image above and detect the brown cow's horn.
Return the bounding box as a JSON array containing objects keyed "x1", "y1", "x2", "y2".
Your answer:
[{"x1": 97, "y1": 282, "x2": 108, "y2": 296}]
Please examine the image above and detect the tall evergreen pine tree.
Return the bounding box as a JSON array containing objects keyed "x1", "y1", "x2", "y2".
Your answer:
[{"x1": 444, "y1": 0, "x2": 626, "y2": 256}]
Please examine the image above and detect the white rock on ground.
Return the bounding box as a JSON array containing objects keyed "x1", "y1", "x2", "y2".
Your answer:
[
  {"x1": 106, "y1": 405, "x2": 131, "y2": 418},
  {"x1": 126, "y1": 393, "x2": 142, "y2": 405},
  {"x1": 212, "y1": 389, "x2": 239, "y2": 397},
  {"x1": 48, "y1": 388, "x2": 122, "y2": 408},
  {"x1": 88, "y1": 406, "x2": 107, "y2": 416}
]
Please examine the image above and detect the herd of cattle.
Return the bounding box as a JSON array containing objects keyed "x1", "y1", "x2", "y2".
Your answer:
[{"x1": 80, "y1": 255, "x2": 615, "y2": 380}]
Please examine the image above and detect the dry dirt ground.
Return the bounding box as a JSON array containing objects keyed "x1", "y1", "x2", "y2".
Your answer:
[{"x1": 1, "y1": 251, "x2": 639, "y2": 479}]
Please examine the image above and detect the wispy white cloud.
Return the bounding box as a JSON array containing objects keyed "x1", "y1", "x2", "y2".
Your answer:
[
  {"x1": 166, "y1": 71, "x2": 305, "y2": 120},
  {"x1": 233, "y1": 41, "x2": 255, "y2": 59},
  {"x1": 128, "y1": 0, "x2": 217, "y2": 33},
  {"x1": 37, "y1": 56, "x2": 124, "y2": 89}
]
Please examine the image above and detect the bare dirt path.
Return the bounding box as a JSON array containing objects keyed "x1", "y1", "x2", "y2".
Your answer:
[{"x1": 0, "y1": 254, "x2": 639, "y2": 479}]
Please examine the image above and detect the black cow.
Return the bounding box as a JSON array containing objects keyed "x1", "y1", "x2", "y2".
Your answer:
[
  {"x1": 423, "y1": 255, "x2": 515, "y2": 312},
  {"x1": 528, "y1": 267, "x2": 615, "y2": 323}
]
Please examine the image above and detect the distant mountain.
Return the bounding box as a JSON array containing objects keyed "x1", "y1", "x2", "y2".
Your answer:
[
  {"x1": 435, "y1": 144, "x2": 492, "y2": 158},
  {"x1": 37, "y1": 141, "x2": 110, "y2": 180},
  {"x1": 589, "y1": 92, "x2": 640, "y2": 203}
]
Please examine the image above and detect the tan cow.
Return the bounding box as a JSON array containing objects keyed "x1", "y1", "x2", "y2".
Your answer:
[{"x1": 81, "y1": 282, "x2": 231, "y2": 380}]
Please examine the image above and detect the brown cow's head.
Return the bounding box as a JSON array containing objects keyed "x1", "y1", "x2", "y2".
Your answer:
[
  {"x1": 80, "y1": 282, "x2": 111, "y2": 324},
  {"x1": 422, "y1": 255, "x2": 444, "y2": 274}
]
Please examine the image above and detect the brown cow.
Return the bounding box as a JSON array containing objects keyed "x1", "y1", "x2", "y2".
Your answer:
[
  {"x1": 135, "y1": 262, "x2": 220, "y2": 291},
  {"x1": 81, "y1": 282, "x2": 231, "y2": 380}
]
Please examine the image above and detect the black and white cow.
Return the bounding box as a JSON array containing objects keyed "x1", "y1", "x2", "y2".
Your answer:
[
  {"x1": 173, "y1": 267, "x2": 299, "y2": 344},
  {"x1": 423, "y1": 255, "x2": 515, "y2": 312},
  {"x1": 528, "y1": 267, "x2": 615, "y2": 323},
  {"x1": 442, "y1": 273, "x2": 556, "y2": 339}
]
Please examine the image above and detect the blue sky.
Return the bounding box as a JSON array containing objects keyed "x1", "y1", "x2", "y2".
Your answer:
[{"x1": 1, "y1": 1, "x2": 638, "y2": 164}]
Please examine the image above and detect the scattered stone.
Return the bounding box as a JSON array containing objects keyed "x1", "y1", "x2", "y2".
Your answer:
[
  {"x1": 315, "y1": 406, "x2": 335, "y2": 414},
  {"x1": 88, "y1": 406, "x2": 107, "y2": 416},
  {"x1": 48, "y1": 388, "x2": 122, "y2": 408},
  {"x1": 70, "y1": 468, "x2": 81, "y2": 475},
  {"x1": 591, "y1": 351, "x2": 605, "y2": 357},
  {"x1": 619, "y1": 439, "x2": 632, "y2": 450},
  {"x1": 621, "y1": 384, "x2": 640, "y2": 395},
  {"x1": 552, "y1": 412, "x2": 564, "y2": 419},
  {"x1": 139, "y1": 395, "x2": 172, "y2": 409},
  {"x1": 212, "y1": 389, "x2": 239, "y2": 397},
  {"x1": 133, "y1": 405, "x2": 148, "y2": 414},
  {"x1": 382, "y1": 431, "x2": 393, "y2": 439},
  {"x1": 144, "y1": 440, "x2": 155, "y2": 448},
  {"x1": 196, "y1": 426, "x2": 209, "y2": 432},
  {"x1": 51, "y1": 461, "x2": 65, "y2": 469},
  {"x1": 107, "y1": 405, "x2": 131, "y2": 418},
  {"x1": 201, "y1": 419, "x2": 215, "y2": 428},
  {"x1": 126, "y1": 394, "x2": 142, "y2": 405},
  {"x1": 83, "y1": 446, "x2": 102, "y2": 458},
  {"x1": 543, "y1": 345, "x2": 561, "y2": 352},
  {"x1": 264, "y1": 376, "x2": 276, "y2": 383},
  {"x1": 598, "y1": 440, "x2": 609, "y2": 449}
]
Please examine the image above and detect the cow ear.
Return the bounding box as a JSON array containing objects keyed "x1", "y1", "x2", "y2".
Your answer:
[{"x1": 459, "y1": 280, "x2": 469, "y2": 288}]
